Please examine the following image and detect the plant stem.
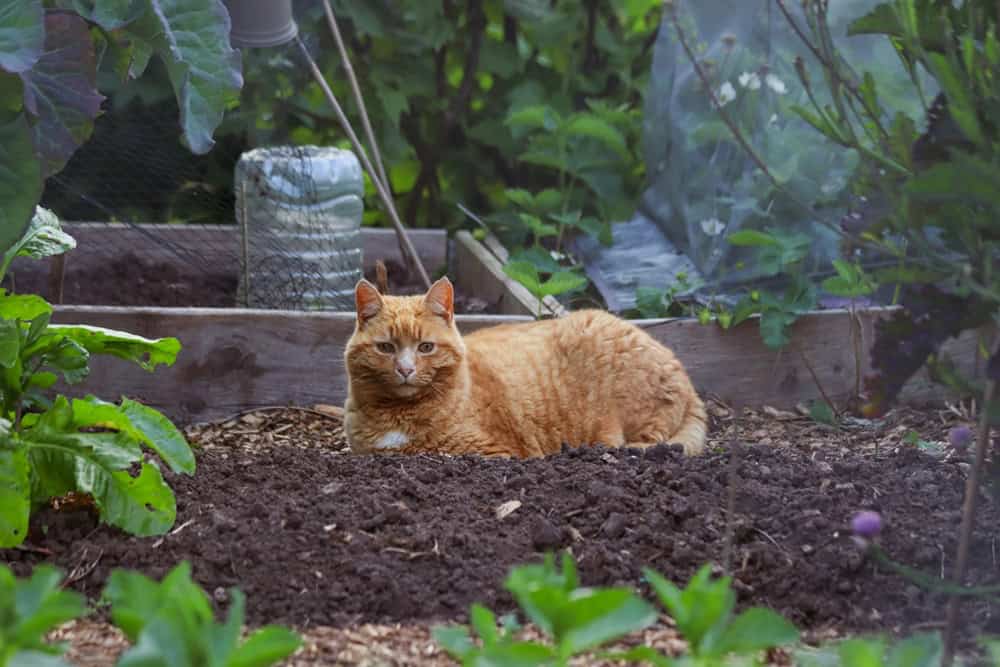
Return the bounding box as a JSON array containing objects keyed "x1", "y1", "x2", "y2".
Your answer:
[
  {"x1": 295, "y1": 36, "x2": 432, "y2": 290},
  {"x1": 941, "y1": 371, "x2": 997, "y2": 665}
]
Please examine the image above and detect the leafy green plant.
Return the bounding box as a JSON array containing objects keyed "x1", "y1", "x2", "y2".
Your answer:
[
  {"x1": 502, "y1": 261, "x2": 588, "y2": 316},
  {"x1": 102, "y1": 561, "x2": 302, "y2": 667},
  {"x1": 606, "y1": 564, "x2": 799, "y2": 666},
  {"x1": 0, "y1": 564, "x2": 86, "y2": 667},
  {"x1": 0, "y1": 209, "x2": 194, "y2": 547},
  {"x1": 0, "y1": 0, "x2": 242, "y2": 250},
  {"x1": 433, "y1": 551, "x2": 658, "y2": 666}
]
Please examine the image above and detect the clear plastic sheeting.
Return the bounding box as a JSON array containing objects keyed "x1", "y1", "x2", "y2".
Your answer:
[{"x1": 582, "y1": 0, "x2": 931, "y2": 311}]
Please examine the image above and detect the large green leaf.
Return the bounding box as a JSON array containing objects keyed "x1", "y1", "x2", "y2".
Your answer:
[
  {"x1": 0, "y1": 114, "x2": 42, "y2": 260},
  {"x1": 227, "y1": 624, "x2": 303, "y2": 667},
  {"x1": 0, "y1": 0, "x2": 43, "y2": 73},
  {"x1": 539, "y1": 271, "x2": 587, "y2": 297},
  {"x1": 130, "y1": 0, "x2": 243, "y2": 154},
  {"x1": 0, "y1": 442, "x2": 30, "y2": 547},
  {"x1": 79, "y1": 396, "x2": 194, "y2": 474},
  {"x1": 0, "y1": 291, "x2": 53, "y2": 322},
  {"x1": 42, "y1": 324, "x2": 180, "y2": 370},
  {"x1": 25, "y1": 396, "x2": 177, "y2": 536},
  {"x1": 564, "y1": 114, "x2": 628, "y2": 159},
  {"x1": 1, "y1": 207, "x2": 75, "y2": 273},
  {"x1": 558, "y1": 588, "x2": 657, "y2": 655},
  {"x1": 20, "y1": 13, "x2": 105, "y2": 178},
  {"x1": 715, "y1": 607, "x2": 799, "y2": 657},
  {"x1": 72, "y1": 0, "x2": 147, "y2": 30}
]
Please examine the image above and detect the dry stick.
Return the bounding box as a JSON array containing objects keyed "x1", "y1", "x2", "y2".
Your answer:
[
  {"x1": 294, "y1": 36, "x2": 432, "y2": 290},
  {"x1": 722, "y1": 413, "x2": 741, "y2": 576},
  {"x1": 796, "y1": 344, "x2": 840, "y2": 418},
  {"x1": 320, "y1": 1, "x2": 391, "y2": 219},
  {"x1": 321, "y1": 1, "x2": 420, "y2": 283},
  {"x1": 941, "y1": 373, "x2": 997, "y2": 665}
]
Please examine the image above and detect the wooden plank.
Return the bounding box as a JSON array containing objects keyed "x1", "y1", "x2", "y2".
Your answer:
[
  {"x1": 11, "y1": 223, "x2": 448, "y2": 289},
  {"x1": 638, "y1": 307, "x2": 985, "y2": 408},
  {"x1": 452, "y1": 231, "x2": 567, "y2": 318},
  {"x1": 50, "y1": 306, "x2": 530, "y2": 424},
  {"x1": 48, "y1": 304, "x2": 982, "y2": 426}
]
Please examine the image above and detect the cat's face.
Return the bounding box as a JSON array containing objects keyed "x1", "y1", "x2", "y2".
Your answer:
[{"x1": 345, "y1": 277, "x2": 466, "y2": 398}]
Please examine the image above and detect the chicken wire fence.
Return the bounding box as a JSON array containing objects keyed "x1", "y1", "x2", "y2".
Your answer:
[{"x1": 34, "y1": 36, "x2": 365, "y2": 312}]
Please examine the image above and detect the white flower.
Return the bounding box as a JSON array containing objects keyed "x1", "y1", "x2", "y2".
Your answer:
[
  {"x1": 768, "y1": 113, "x2": 778, "y2": 126},
  {"x1": 765, "y1": 73, "x2": 787, "y2": 94},
  {"x1": 738, "y1": 71, "x2": 761, "y2": 90},
  {"x1": 716, "y1": 81, "x2": 736, "y2": 106},
  {"x1": 700, "y1": 217, "x2": 726, "y2": 236}
]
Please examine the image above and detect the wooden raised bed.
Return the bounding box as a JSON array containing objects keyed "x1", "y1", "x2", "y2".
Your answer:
[{"x1": 18, "y1": 223, "x2": 989, "y2": 424}]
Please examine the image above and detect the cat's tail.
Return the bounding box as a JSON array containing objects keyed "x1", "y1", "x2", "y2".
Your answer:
[{"x1": 672, "y1": 396, "x2": 709, "y2": 455}]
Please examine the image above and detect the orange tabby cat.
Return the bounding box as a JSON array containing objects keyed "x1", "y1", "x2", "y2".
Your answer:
[{"x1": 343, "y1": 277, "x2": 707, "y2": 458}]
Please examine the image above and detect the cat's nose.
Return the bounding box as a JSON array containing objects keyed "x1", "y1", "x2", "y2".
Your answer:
[{"x1": 396, "y1": 365, "x2": 415, "y2": 378}]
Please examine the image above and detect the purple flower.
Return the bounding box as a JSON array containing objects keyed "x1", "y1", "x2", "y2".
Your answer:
[
  {"x1": 948, "y1": 426, "x2": 974, "y2": 452},
  {"x1": 851, "y1": 511, "x2": 882, "y2": 539}
]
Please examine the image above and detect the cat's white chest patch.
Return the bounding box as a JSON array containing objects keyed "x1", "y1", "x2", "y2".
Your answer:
[{"x1": 374, "y1": 430, "x2": 409, "y2": 450}]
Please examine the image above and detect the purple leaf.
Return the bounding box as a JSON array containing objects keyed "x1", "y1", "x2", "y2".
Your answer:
[{"x1": 19, "y1": 13, "x2": 105, "y2": 178}]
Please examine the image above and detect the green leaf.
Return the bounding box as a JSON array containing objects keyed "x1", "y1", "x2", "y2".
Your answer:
[
  {"x1": 9, "y1": 564, "x2": 87, "y2": 648},
  {"x1": 0, "y1": 317, "x2": 19, "y2": 367},
  {"x1": 925, "y1": 52, "x2": 982, "y2": 145},
  {"x1": 469, "y1": 603, "x2": 499, "y2": 645},
  {"x1": 72, "y1": 0, "x2": 147, "y2": 30},
  {"x1": 503, "y1": 260, "x2": 542, "y2": 296},
  {"x1": 26, "y1": 396, "x2": 176, "y2": 536},
  {"x1": 760, "y1": 309, "x2": 796, "y2": 350},
  {"x1": 539, "y1": 271, "x2": 587, "y2": 297},
  {"x1": 559, "y1": 588, "x2": 657, "y2": 655},
  {"x1": 20, "y1": 13, "x2": 105, "y2": 178},
  {"x1": 838, "y1": 637, "x2": 887, "y2": 667},
  {"x1": 510, "y1": 246, "x2": 563, "y2": 274},
  {"x1": 42, "y1": 324, "x2": 180, "y2": 370},
  {"x1": 726, "y1": 229, "x2": 780, "y2": 247},
  {"x1": 716, "y1": 607, "x2": 799, "y2": 656},
  {"x1": 0, "y1": 114, "x2": 43, "y2": 260},
  {"x1": 635, "y1": 287, "x2": 667, "y2": 319},
  {"x1": 0, "y1": 444, "x2": 30, "y2": 547},
  {"x1": 518, "y1": 213, "x2": 558, "y2": 239},
  {"x1": 505, "y1": 188, "x2": 536, "y2": 209},
  {"x1": 1, "y1": 206, "x2": 76, "y2": 277},
  {"x1": 475, "y1": 641, "x2": 558, "y2": 665},
  {"x1": 227, "y1": 625, "x2": 303, "y2": 667},
  {"x1": 564, "y1": 114, "x2": 628, "y2": 159},
  {"x1": 808, "y1": 400, "x2": 837, "y2": 426},
  {"x1": 0, "y1": 0, "x2": 43, "y2": 73},
  {"x1": 129, "y1": 0, "x2": 243, "y2": 153},
  {"x1": 597, "y1": 646, "x2": 674, "y2": 667},
  {"x1": 5, "y1": 650, "x2": 74, "y2": 667},
  {"x1": 0, "y1": 291, "x2": 52, "y2": 322},
  {"x1": 505, "y1": 104, "x2": 560, "y2": 136},
  {"x1": 643, "y1": 568, "x2": 686, "y2": 625},
  {"x1": 118, "y1": 397, "x2": 194, "y2": 474},
  {"x1": 432, "y1": 625, "x2": 475, "y2": 660}
]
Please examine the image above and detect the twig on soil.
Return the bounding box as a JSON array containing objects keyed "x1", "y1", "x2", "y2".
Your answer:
[
  {"x1": 941, "y1": 370, "x2": 997, "y2": 665},
  {"x1": 796, "y1": 344, "x2": 841, "y2": 420},
  {"x1": 722, "y1": 417, "x2": 741, "y2": 576},
  {"x1": 64, "y1": 548, "x2": 103, "y2": 586}
]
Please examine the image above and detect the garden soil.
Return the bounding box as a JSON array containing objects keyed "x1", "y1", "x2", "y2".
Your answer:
[
  {"x1": 6, "y1": 254, "x2": 496, "y2": 312},
  {"x1": 7, "y1": 405, "x2": 1000, "y2": 654}
]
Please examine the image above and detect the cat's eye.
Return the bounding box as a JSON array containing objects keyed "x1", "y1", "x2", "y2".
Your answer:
[
  {"x1": 417, "y1": 342, "x2": 435, "y2": 354},
  {"x1": 375, "y1": 342, "x2": 395, "y2": 354}
]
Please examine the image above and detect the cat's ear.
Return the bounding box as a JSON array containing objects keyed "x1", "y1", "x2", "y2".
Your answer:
[
  {"x1": 424, "y1": 277, "x2": 454, "y2": 323},
  {"x1": 355, "y1": 279, "x2": 383, "y2": 324}
]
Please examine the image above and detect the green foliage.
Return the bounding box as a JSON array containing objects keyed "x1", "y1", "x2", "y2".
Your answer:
[
  {"x1": 0, "y1": 0, "x2": 242, "y2": 253},
  {"x1": 784, "y1": 0, "x2": 1000, "y2": 416},
  {"x1": 0, "y1": 210, "x2": 193, "y2": 547},
  {"x1": 0, "y1": 564, "x2": 86, "y2": 667},
  {"x1": 433, "y1": 552, "x2": 657, "y2": 666},
  {"x1": 103, "y1": 562, "x2": 302, "y2": 667},
  {"x1": 796, "y1": 633, "x2": 946, "y2": 667},
  {"x1": 0, "y1": 562, "x2": 301, "y2": 667},
  {"x1": 636, "y1": 564, "x2": 799, "y2": 663},
  {"x1": 503, "y1": 261, "x2": 588, "y2": 309}
]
